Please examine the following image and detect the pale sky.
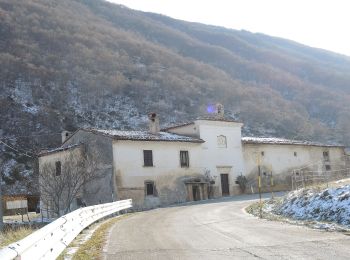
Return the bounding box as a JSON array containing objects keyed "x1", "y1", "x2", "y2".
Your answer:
[{"x1": 107, "y1": 0, "x2": 350, "y2": 57}]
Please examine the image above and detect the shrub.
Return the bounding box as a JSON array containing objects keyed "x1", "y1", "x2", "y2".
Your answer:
[{"x1": 236, "y1": 175, "x2": 248, "y2": 193}]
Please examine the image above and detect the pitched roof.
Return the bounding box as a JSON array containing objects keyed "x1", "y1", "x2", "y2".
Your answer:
[
  {"x1": 38, "y1": 143, "x2": 83, "y2": 157},
  {"x1": 87, "y1": 129, "x2": 204, "y2": 143},
  {"x1": 161, "y1": 116, "x2": 241, "y2": 131},
  {"x1": 196, "y1": 115, "x2": 241, "y2": 123},
  {"x1": 161, "y1": 122, "x2": 195, "y2": 131},
  {"x1": 242, "y1": 137, "x2": 344, "y2": 148}
]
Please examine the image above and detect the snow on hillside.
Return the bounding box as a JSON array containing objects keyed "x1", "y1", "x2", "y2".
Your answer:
[{"x1": 273, "y1": 185, "x2": 350, "y2": 228}]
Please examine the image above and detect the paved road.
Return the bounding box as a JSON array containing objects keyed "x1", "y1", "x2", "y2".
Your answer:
[{"x1": 105, "y1": 194, "x2": 350, "y2": 259}]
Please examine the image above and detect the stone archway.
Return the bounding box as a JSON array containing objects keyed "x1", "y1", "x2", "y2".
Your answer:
[{"x1": 184, "y1": 178, "x2": 209, "y2": 202}]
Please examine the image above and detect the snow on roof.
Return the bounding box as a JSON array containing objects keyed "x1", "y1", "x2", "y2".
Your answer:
[
  {"x1": 87, "y1": 129, "x2": 204, "y2": 143},
  {"x1": 38, "y1": 143, "x2": 83, "y2": 156},
  {"x1": 242, "y1": 137, "x2": 344, "y2": 147}
]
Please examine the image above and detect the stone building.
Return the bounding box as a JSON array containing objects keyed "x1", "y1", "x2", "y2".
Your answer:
[{"x1": 38, "y1": 105, "x2": 346, "y2": 212}]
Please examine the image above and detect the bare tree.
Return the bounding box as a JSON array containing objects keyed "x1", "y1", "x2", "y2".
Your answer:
[
  {"x1": 0, "y1": 158, "x2": 4, "y2": 230},
  {"x1": 39, "y1": 151, "x2": 103, "y2": 217}
]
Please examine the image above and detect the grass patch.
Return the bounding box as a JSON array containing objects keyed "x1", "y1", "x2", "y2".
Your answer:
[
  {"x1": 0, "y1": 226, "x2": 35, "y2": 247},
  {"x1": 72, "y1": 215, "x2": 128, "y2": 260},
  {"x1": 246, "y1": 199, "x2": 284, "y2": 221}
]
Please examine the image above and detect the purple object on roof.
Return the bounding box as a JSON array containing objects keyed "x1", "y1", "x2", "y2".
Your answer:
[{"x1": 207, "y1": 104, "x2": 216, "y2": 113}]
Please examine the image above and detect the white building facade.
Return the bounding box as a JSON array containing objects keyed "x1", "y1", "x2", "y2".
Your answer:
[{"x1": 38, "y1": 106, "x2": 347, "y2": 211}]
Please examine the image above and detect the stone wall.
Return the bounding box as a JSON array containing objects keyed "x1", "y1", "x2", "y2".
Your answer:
[{"x1": 64, "y1": 130, "x2": 116, "y2": 205}]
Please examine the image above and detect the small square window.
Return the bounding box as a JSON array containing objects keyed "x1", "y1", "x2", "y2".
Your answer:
[
  {"x1": 294, "y1": 152, "x2": 297, "y2": 157},
  {"x1": 180, "y1": 151, "x2": 189, "y2": 167},
  {"x1": 261, "y1": 151, "x2": 265, "y2": 156},
  {"x1": 217, "y1": 135, "x2": 227, "y2": 148},
  {"x1": 55, "y1": 161, "x2": 61, "y2": 176},
  {"x1": 143, "y1": 150, "x2": 153, "y2": 167},
  {"x1": 325, "y1": 165, "x2": 331, "y2": 171}
]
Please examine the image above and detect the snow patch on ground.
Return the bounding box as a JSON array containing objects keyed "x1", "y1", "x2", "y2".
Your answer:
[{"x1": 273, "y1": 185, "x2": 350, "y2": 228}]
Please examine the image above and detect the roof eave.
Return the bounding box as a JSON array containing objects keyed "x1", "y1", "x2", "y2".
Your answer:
[
  {"x1": 242, "y1": 140, "x2": 344, "y2": 148},
  {"x1": 38, "y1": 143, "x2": 83, "y2": 157}
]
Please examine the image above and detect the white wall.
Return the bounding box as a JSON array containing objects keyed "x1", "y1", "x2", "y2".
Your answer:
[
  {"x1": 113, "y1": 140, "x2": 203, "y2": 187},
  {"x1": 113, "y1": 140, "x2": 204, "y2": 208},
  {"x1": 113, "y1": 120, "x2": 246, "y2": 207},
  {"x1": 196, "y1": 120, "x2": 244, "y2": 195},
  {"x1": 243, "y1": 144, "x2": 345, "y2": 175},
  {"x1": 38, "y1": 147, "x2": 84, "y2": 217}
]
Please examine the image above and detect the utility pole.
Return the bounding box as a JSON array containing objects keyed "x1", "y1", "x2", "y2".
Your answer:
[{"x1": 258, "y1": 165, "x2": 262, "y2": 218}]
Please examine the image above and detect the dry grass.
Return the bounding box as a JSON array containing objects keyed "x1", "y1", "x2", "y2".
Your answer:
[
  {"x1": 293, "y1": 177, "x2": 350, "y2": 193},
  {"x1": 3, "y1": 212, "x2": 40, "y2": 223},
  {"x1": 246, "y1": 199, "x2": 284, "y2": 221},
  {"x1": 72, "y1": 215, "x2": 128, "y2": 260},
  {"x1": 0, "y1": 226, "x2": 35, "y2": 248}
]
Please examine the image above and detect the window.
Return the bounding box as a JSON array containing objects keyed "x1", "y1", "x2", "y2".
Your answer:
[
  {"x1": 217, "y1": 135, "x2": 227, "y2": 148},
  {"x1": 294, "y1": 152, "x2": 297, "y2": 157},
  {"x1": 145, "y1": 181, "x2": 155, "y2": 196},
  {"x1": 323, "y1": 151, "x2": 330, "y2": 161},
  {"x1": 143, "y1": 150, "x2": 153, "y2": 166},
  {"x1": 325, "y1": 165, "x2": 331, "y2": 171},
  {"x1": 55, "y1": 161, "x2": 61, "y2": 176},
  {"x1": 261, "y1": 151, "x2": 265, "y2": 156},
  {"x1": 180, "y1": 151, "x2": 189, "y2": 167}
]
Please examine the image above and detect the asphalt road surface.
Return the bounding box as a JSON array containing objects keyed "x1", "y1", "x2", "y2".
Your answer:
[{"x1": 105, "y1": 194, "x2": 350, "y2": 259}]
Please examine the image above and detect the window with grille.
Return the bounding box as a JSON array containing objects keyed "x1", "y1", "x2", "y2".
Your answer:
[
  {"x1": 145, "y1": 181, "x2": 155, "y2": 196},
  {"x1": 180, "y1": 151, "x2": 189, "y2": 167},
  {"x1": 325, "y1": 165, "x2": 331, "y2": 171},
  {"x1": 143, "y1": 150, "x2": 153, "y2": 166},
  {"x1": 55, "y1": 161, "x2": 61, "y2": 176}
]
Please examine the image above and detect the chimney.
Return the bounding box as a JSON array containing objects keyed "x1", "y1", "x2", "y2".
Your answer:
[
  {"x1": 61, "y1": 130, "x2": 71, "y2": 143},
  {"x1": 148, "y1": 113, "x2": 160, "y2": 134},
  {"x1": 216, "y1": 103, "x2": 224, "y2": 118}
]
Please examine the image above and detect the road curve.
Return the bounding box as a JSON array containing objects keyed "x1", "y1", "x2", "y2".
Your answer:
[{"x1": 105, "y1": 194, "x2": 350, "y2": 259}]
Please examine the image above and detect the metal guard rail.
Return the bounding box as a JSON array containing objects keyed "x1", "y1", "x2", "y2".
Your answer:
[{"x1": 0, "y1": 199, "x2": 132, "y2": 260}]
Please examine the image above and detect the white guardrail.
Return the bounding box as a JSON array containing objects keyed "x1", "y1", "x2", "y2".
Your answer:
[{"x1": 0, "y1": 199, "x2": 132, "y2": 260}]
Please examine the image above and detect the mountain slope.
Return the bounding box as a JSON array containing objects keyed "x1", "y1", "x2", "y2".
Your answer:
[{"x1": 0, "y1": 0, "x2": 349, "y2": 192}]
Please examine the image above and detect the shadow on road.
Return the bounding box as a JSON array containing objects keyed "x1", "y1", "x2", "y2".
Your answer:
[{"x1": 163, "y1": 191, "x2": 286, "y2": 209}]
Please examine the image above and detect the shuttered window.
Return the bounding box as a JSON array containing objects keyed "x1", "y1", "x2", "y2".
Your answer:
[
  {"x1": 180, "y1": 151, "x2": 189, "y2": 168},
  {"x1": 143, "y1": 150, "x2": 153, "y2": 167},
  {"x1": 323, "y1": 151, "x2": 330, "y2": 161}
]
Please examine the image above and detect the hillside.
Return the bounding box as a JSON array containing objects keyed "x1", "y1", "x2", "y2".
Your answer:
[{"x1": 0, "y1": 0, "x2": 349, "y2": 193}]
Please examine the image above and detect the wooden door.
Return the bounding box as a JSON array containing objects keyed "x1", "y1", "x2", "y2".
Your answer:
[
  {"x1": 192, "y1": 185, "x2": 200, "y2": 201},
  {"x1": 220, "y1": 174, "x2": 230, "y2": 196}
]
